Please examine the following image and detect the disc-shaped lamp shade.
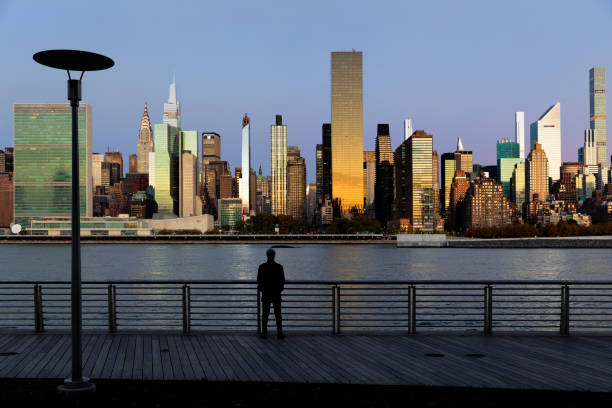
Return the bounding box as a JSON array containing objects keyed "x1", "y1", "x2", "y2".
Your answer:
[{"x1": 33, "y1": 49, "x2": 114, "y2": 71}]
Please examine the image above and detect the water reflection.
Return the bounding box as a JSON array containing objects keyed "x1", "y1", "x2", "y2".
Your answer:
[{"x1": 0, "y1": 244, "x2": 611, "y2": 281}]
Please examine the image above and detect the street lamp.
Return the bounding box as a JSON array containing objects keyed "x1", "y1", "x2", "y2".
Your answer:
[{"x1": 33, "y1": 50, "x2": 114, "y2": 395}]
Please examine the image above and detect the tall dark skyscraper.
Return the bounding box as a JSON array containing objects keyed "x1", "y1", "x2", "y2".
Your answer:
[
  {"x1": 440, "y1": 152, "x2": 455, "y2": 216},
  {"x1": 318, "y1": 123, "x2": 332, "y2": 204},
  {"x1": 374, "y1": 124, "x2": 394, "y2": 227}
]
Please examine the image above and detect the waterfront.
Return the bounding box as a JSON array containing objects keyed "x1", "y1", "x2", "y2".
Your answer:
[{"x1": 1, "y1": 244, "x2": 611, "y2": 281}]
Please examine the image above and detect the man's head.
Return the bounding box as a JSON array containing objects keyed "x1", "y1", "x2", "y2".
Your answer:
[{"x1": 266, "y1": 248, "x2": 276, "y2": 260}]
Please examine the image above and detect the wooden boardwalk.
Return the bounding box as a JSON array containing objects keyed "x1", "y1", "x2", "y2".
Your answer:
[{"x1": 1, "y1": 333, "x2": 611, "y2": 391}]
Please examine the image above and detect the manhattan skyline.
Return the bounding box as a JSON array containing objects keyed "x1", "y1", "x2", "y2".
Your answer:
[{"x1": 1, "y1": 1, "x2": 611, "y2": 182}]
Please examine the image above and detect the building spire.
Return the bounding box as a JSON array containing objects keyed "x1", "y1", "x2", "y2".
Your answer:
[
  {"x1": 457, "y1": 137, "x2": 464, "y2": 151},
  {"x1": 139, "y1": 102, "x2": 152, "y2": 142}
]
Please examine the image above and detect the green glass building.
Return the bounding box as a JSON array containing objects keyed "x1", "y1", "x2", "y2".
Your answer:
[
  {"x1": 152, "y1": 123, "x2": 179, "y2": 214},
  {"x1": 498, "y1": 158, "x2": 522, "y2": 198},
  {"x1": 151, "y1": 126, "x2": 200, "y2": 216},
  {"x1": 13, "y1": 103, "x2": 92, "y2": 227},
  {"x1": 219, "y1": 198, "x2": 242, "y2": 228}
]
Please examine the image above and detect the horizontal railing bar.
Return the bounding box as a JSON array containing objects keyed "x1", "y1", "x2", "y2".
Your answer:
[{"x1": 6, "y1": 280, "x2": 612, "y2": 285}]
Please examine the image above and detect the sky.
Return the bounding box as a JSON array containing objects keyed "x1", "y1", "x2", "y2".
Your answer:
[{"x1": 1, "y1": 0, "x2": 611, "y2": 182}]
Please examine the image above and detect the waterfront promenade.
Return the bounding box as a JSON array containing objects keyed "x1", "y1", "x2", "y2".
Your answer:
[{"x1": 1, "y1": 332, "x2": 611, "y2": 391}]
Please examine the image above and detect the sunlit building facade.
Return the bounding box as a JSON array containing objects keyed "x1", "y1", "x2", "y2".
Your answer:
[
  {"x1": 394, "y1": 130, "x2": 434, "y2": 231},
  {"x1": 163, "y1": 74, "x2": 180, "y2": 128},
  {"x1": 271, "y1": 115, "x2": 287, "y2": 215},
  {"x1": 151, "y1": 123, "x2": 179, "y2": 214},
  {"x1": 331, "y1": 51, "x2": 363, "y2": 214},
  {"x1": 515, "y1": 112, "x2": 525, "y2": 159},
  {"x1": 526, "y1": 143, "x2": 549, "y2": 201},
  {"x1": 13, "y1": 103, "x2": 92, "y2": 226},
  {"x1": 440, "y1": 152, "x2": 456, "y2": 215},
  {"x1": 137, "y1": 102, "x2": 154, "y2": 173},
  {"x1": 590, "y1": 67, "x2": 606, "y2": 165},
  {"x1": 286, "y1": 146, "x2": 306, "y2": 221},
  {"x1": 530, "y1": 102, "x2": 561, "y2": 181},
  {"x1": 239, "y1": 115, "x2": 251, "y2": 215}
]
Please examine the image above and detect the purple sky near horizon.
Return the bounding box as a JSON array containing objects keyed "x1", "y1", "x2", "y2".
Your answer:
[{"x1": 0, "y1": 1, "x2": 611, "y2": 182}]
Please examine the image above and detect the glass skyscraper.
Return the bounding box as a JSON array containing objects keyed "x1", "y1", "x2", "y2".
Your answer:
[
  {"x1": 13, "y1": 103, "x2": 92, "y2": 227},
  {"x1": 590, "y1": 67, "x2": 606, "y2": 165},
  {"x1": 271, "y1": 115, "x2": 287, "y2": 216},
  {"x1": 394, "y1": 131, "x2": 434, "y2": 231},
  {"x1": 152, "y1": 123, "x2": 179, "y2": 214},
  {"x1": 530, "y1": 102, "x2": 561, "y2": 181},
  {"x1": 331, "y1": 51, "x2": 364, "y2": 214},
  {"x1": 240, "y1": 115, "x2": 251, "y2": 215}
]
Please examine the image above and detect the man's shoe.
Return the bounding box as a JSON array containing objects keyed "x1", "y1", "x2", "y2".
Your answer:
[{"x1": 260, "y1": 332, "x2": 268, "y2": 339}]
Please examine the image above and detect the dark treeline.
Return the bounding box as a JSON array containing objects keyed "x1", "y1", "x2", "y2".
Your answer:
[{"x1": 465, "y1": 221, "x2": 612, "y2": 238}]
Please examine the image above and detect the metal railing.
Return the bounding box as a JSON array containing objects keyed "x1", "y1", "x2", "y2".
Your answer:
[{"x1": 2, "y1": 280, "x2": 612, "y2": 334}]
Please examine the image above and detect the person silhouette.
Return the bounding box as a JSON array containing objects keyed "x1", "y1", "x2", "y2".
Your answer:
[{"x1": 257, "y1": 248, "x2": 285, "y2": 339}]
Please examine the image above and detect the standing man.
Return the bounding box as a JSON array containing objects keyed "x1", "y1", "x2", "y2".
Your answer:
[{"x1": 257, "y1": 248, "x2": 285, "y2": 339}]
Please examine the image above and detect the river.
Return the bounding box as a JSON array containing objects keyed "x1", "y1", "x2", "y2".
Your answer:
[{"x1": 1, "y1": 244, "x2": 610, "y2": 281}]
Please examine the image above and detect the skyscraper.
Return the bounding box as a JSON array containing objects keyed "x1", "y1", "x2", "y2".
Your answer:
[
  {"x1": 449, "y1": 170, "x2": 469, "y2": 231},
  {"x1": 394, "y1": 130, "x2": 434, "y2": 231},
  {"x1": 511, "y1": 161, "x2": 526, "y2": 213},
  {"x1": 271, "y1": 115, "x2": 287, "y2": 216},
  {"x1": 13, "y1": 103, "x2": 93, "y2": 226},
  {"x1": 404, "y1": 119, "x2": 412, "y2": 141},
  {"x1": 590, "y1": 67, "x2": 606, "y2": 165},
  {"x1": 496, "y1": 139, "x2": 521, "y2": 198},
  {"x1": 286, "y1": 146, "x2": 306, "y2": 221},
  {"x1": 584, "y1": 129, "x2": 599, "y2": 174},
  {"x1": 464, "y1": 177, "x2": 513, "y2": 229},
  {"x1": 432, "y1": 150, "x2": 440, "y2": 223},
  {"x1": 151, "y1": 123, "x2": 178, "y2": 214},
  {"x1": 374, "y1": 124, "x2": 394, "y2": 227},
  {"x1": 163, "y1": 73, "x2": 180, "y2": 128},
  {"x1": 363, "y1": 150, "x2": 376, "y2": 210},
  {"x1": 307, "y1": 182, "x2": 317, "y2": 225},
  {"x1": 530, "y1": 102, "x2": 561, "y2": 181},
  {"x1": 137, "y1": 102, "x2": 154, "y2": 173},
  {"x1": 129, "y1": 154, "x2": 138, "y2": 174},
  {"x1": 454, "y1": 137, "x2": 473, "y2": 176},
  {"x1": 239, "y1": 114, "x2": 251, "y2": 215},
  {"x1": 331, "y1": 51, "x2": 363, "y2": 214},
  {"x1": 526, "y1": 143, "x2": 549, "y2": 202},
  {"x1": 179, "y1": 130, "x2": 200, "y2": 217},
  {"x1": 202, "y1": 132, "x2": 221, "y2": 201},
  {"x1": 319, "y1": 123, "x2": 332, "y2": 203},
  {"x1": 440, "y1": 152, "x2": 456, "y2": 215},
  {"x1": 92, "y1": 153, "x2": 105, "y2": 189},
  {"x1": 104, "y1": 151, "x2": 124, "y2": 179},
  {"x1": 515, "y1": 112, "x2": 525, "y2": 159}
]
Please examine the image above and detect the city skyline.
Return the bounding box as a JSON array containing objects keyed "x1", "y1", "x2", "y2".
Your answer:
[{"x1": 1, "y1": 1, "x2": 611, "y2": 183}]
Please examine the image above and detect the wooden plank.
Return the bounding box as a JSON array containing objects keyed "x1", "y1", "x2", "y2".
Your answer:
[
  {"x1": 254, "y1": 335, "x2": 319, "y2": 383},
  {"x1": 100, "y1": 334, "x2": 122, "y2": 379},
  {"x1": 151, "y1": 335, "x2": 163, "y2": 380},
  {"x1": 121, "y1": 335, "x2": 137, "y2": 379},
  {"x1": 142, "y1": 334, "x2": 153, "y2": 380},
  {"x1": 47, "y1": 335, "x2": 74, "y2": 379},
  {"x1": 32, "y1": 335, "x2": 70, "y2": 378},
  {"x1": 13, "y1": 335, "x2": 57, "y2": 378},
  {"x1": 0, "y1": 334, "x2": 39, "y2": 374},
  {"x1": 17, "y1": 334, "x2": 61, "y2": 378},
  {"x1": 180, "y1": 335, "x2": 205, "y2": 380},
  {"x1": 215, "y1": 335, "x2": 259, "y2": 382},
  {"x1": 109, "y1": 334, "x2": 129, "y2": 379},
  {"x1": 198, "y1": 335, "x2": 237, "y2": 380},
  {"x1": 232, "y1": 336, "x2": 283, "y2": 382},
  {"x1": 83, "y1": 334, "x2": 107, "y2": 377},
  {"x1": 172, "y1": 335, "x2": 195, "y2": 380},
  {"x1": 191, "y1": 335, "x2": 227, "y2": 381},
  {"x1": 159, "y1": 334, "x2": 174, "y2": 380},
  {"x1": 90, "y1": 334, "x2": 113, "y2": 379},
  {"x1": 269, "y1": 335, "x2": 337, "y2": 383},
  {"x1": 207, "y1": 335, "x2": 250, "y2": 381},
  {"x1": 133, "y1": 334, "x2": 144, "y2": 380}
]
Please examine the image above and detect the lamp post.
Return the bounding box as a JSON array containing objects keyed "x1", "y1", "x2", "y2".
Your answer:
[{"x1": 33, "y1": 50, "x2": 114, "y2": 395}]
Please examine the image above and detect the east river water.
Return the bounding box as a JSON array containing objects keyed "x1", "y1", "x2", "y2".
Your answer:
[{"x1": 1, "y1": 244, "x2": 611, "y2": 281}]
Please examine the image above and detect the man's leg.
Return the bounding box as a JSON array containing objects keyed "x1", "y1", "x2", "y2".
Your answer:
[
  {"x1": 273, "y1": 299, "x2": 283, "y2": 338},
  {"x1": 261, "y1": 300, "x2": 271, "y2": 338}
]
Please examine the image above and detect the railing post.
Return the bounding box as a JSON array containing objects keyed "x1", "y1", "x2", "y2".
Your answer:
[
  {"x1": 182, "y1": 284, "x2": 191, "y2": 334},
  {"x1": 410, "y1": 285, "x2": 416, "y2": 334},
  {"x1": 484, "y1": 285, "x2": 493, "y2": 335},
  {"x1": 335, "y1": 285, "x2": 341, "y2": 334},
  {"x1": 256, "y1": 287, "x2": 261, "y2": 335},
  {"x1": 107, "y1": 284, "x2": 117, "y2": 333},
  {"x1": 331, "y1": 286, "x2": 336, "y2": 334},
  {"x1": 34, "y1": 284, "x2": 44, "y2": 332},
  {"x1": 560, "y1": 284, "x2": 570, "y2": 335}
]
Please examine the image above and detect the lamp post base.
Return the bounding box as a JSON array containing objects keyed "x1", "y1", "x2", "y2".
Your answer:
[{"x1": 57, "y1": 377, "x2": 96, "y2": 397}]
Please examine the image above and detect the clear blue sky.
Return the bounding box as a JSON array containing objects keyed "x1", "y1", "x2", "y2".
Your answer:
[{"x1": 1, "y1": 0, "x2": 611, "y2": 181}]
